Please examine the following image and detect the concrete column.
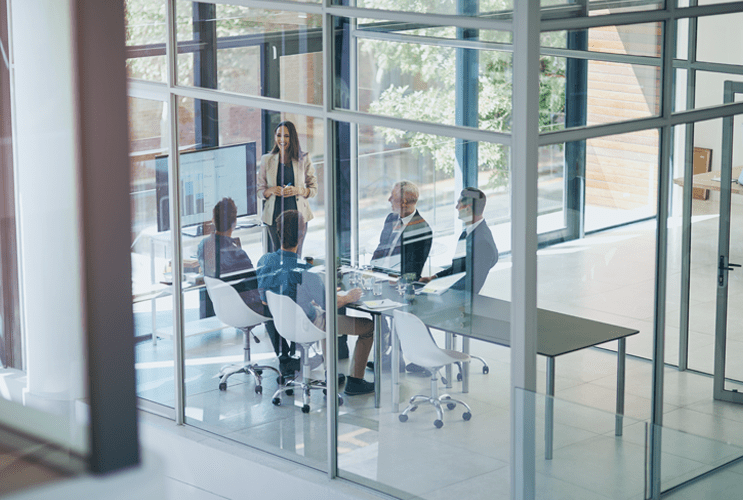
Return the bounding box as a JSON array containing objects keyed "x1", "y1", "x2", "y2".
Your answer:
[{"x1": 11, "y1": 0, "x2": 86, "y2": 416}]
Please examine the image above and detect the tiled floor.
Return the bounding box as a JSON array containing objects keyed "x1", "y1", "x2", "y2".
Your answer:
[{"x1": 135, "y1": 197, "x2": 743, "y2": 499}]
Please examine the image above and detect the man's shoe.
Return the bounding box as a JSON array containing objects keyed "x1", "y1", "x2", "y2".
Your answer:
[
  {"x1": 279, "y1": 356, "x2": 300, "y2": 381},
  {"x1": 344, "y1": 376, "x2": 374, "y2": 396},
  {"x1": 325, "y1": 372, "x2": 346, "y2": 386},
  {"x1": 405, "y1": 363, "x2": 432, "y2": 377}
]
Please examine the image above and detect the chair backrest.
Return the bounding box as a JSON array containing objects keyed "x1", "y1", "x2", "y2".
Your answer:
[
  {"x1": 393, "y1": 309, "x2": 453, "y2": 369},
  {"x1": 265, "y1": 291, "x2": 326, "y2": 345},
  {"x1": 203, "y1": 276, "x2": 269, "y2": 329}
]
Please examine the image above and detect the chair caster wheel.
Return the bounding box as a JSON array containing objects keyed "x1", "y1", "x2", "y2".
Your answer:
[
  {"x1": 447, "y1": 402, "x2": 456, "y2": 410},
  {"x1": 463, "y1": 412, "x2": 472, "y2": 421},
  {"x1": 409, "y1": 406, "x2": 417, "y2": 412},
  {"x1": 272, "y1": 397, "x2": 281, "y2": 406},
  {"x1": 301, "y1": 404, "x2": 310, "y2": 413},
  {"x1": 434, "y1": 419, "x2": 443, "y2": 429},
  {"x1": 286, "y1": 388, "x2": 294, "y2": 396},
  {"x1": 441, "y1": 377, "x2": 448, "y2": 385},
  {"x1": 456, "y1": 373, "x2": 462, "y2": 382},
  {"x1": 255, "y1": 385, "x2": 262, "y2": 395},
  {"x1": 483, "y1": 366, "x2": 489, "y2": 374},
  {"x1": 255, "y1": 368, "x2": 263, "y2": 375},
  {"x1": 399, "y1": 414, "x2": 408, "y2": 422},
  {"x1": 219, "y1": 382, "x2": 227, "y2": 391},
  {"x1": 338, "y1": 394, "x2": 344, "y2": 406}
]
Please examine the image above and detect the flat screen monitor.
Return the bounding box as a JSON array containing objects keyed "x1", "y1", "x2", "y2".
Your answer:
[{"x1": 155, "y1": 142, "x2": 258, "y2": 232}]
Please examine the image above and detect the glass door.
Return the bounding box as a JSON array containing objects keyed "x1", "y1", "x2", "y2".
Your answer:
[{"x1": 713, "y1": 81, "x2": 743, "y2": 402}]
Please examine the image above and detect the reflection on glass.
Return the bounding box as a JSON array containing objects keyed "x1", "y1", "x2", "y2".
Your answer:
[
  {"x1": 584, "y1": 129, "x2": 659, "y2": 232},
  {"x1": 541, "y1": 23, "x2": 661, "y2": 59},
  {"x1": 342, "y1": 0, "x2": 513, "y2": 16},
  {"x1": 176, "y1": 2, "x2": 322, "y2": 100},
  {"x1": 129, "y1": 97, "x2": 177, "y2": 407},
  {"x1": 588, "y1": 0, "x2": 662, "y2": 15},
  {"x1": 336, "y1": 122, "x2": 511, "y2": 496},
  {"x1": 166, "y1": 99, "x2": 329, "y2": 469},
  {"x1": 355, "y1": 33, "x2": 520, "y2": 133},
  {"x1": 125, "y1": 0, "x2": 167, "y2": 82},
  {"x1": 537, "y1": 144, "x2": 566, "y2": 235}
]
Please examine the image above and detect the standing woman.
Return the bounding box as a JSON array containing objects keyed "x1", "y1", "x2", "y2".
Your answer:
[{"x1": 258, "y1": 121, "x2": 317, "y2": 255}]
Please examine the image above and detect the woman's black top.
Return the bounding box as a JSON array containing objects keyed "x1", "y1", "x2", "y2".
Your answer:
[{"x1": 272, "y1": 160, "x2": 297, "y2": 222}]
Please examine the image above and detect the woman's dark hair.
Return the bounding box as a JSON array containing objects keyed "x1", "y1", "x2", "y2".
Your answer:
[
  {"x1": 270, "y1": 120, "x2": 303, "y2": 161},
  {"x1": 213, "y1": 197, "x2": 238, "y2": 232},
  {"x1": 276, "y1": 210, "x2": 302, "y2": 249}
]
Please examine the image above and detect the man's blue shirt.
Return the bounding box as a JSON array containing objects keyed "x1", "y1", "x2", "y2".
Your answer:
[{"x1": 256, "y1": 249, "x2": 312, "y2": 303}]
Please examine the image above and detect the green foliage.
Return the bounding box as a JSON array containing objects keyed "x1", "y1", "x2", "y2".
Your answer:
[{"x1": 365, "y1": 29, "x2": 566, "y2": 190}]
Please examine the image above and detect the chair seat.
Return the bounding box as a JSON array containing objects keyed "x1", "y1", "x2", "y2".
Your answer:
[{"x1": 408, "y1": 348, "x2": 469, "y2": 371}]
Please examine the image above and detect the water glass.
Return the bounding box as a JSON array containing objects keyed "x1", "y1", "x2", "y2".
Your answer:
[
  {"x1": 397, "y1": 276, "x2": 407, "y2": 296},
  {"x1": 373, "y1": 280, "x2": 383, "y2": 296}
]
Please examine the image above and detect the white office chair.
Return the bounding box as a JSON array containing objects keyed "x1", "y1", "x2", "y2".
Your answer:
[
  {"x1": 266, "y1": 291, "x2": 343, "y2": 413},
  {"x1": 393, "y1": 309, "x2": 472, "y2": 428},
  {"x1": 204, "y1": 276, "x2": 280, "y2": 394}
]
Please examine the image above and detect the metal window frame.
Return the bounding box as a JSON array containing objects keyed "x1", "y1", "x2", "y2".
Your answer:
[{"x1": 127, "y1": 1, "x2": 743, "y2": 498}]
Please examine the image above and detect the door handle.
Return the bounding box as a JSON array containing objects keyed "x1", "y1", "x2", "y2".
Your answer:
[{"x1": 718, "y1": 256, "x2": 741, "y2": 285}]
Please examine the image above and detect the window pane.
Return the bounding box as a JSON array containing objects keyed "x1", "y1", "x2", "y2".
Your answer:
[
  {"x1": 584, "y1": 129, "x2": 659, "y2": 231},
  {"x1": 176, "y1": 1, "x2": 322, "y2": 105},
  {"x1": 130, "y1": 97, "x2": 177, "y2": 408},
  {"x1": 335, "y1": 119, "x2": 520, "y2": 496},
  {"x1": 172, "y1": 97, "x2": 329, "y2": 469},
  {"x1": 125, "y1": 0, "x2": 168, "y2": 82}
]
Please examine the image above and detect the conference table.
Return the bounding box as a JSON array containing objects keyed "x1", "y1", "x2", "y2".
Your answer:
[{"x1": 345, "y1": 274, "x2": 639, "y2": 460}]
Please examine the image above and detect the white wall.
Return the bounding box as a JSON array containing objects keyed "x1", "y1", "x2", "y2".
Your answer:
[
  {"x1": 693, "y1": 11, "x2": 743, "y2": 173},
  {"x1": 10, "y1": 0, "x2": 87, "y2": 450}
]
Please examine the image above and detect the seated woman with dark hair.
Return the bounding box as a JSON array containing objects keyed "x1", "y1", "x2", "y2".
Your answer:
[{"x1": 197, "y1": 197, "x2": 262, "y2": 313}]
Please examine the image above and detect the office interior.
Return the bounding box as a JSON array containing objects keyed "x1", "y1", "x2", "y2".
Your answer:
[{"x1": 5, "y1": 1, "x2": 743, "y2": 499}]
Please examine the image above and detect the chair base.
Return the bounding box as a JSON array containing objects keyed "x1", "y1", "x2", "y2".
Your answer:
[
  {"x1": 399, "y1": 368, "x2": 473, "y2": 428},
  {"x1": 271, "y1": 342, "x2": 343, "y2": 413},
  {"x1": 399, "y1": 393, "x2": 472, "y2": 428},
  {"x1": 218, "y1": 362, "x2": 281, "y2": 394},
  {"x1": 271, "y1": 378, "x2": 343, "y2": 412},
  {"x1": 455, "y1": 356, "x2": 490, "y2": 381}
]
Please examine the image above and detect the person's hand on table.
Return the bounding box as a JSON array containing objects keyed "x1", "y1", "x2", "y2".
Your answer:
[
  {"x1": 337, "y1": 287, "x2": 364, "y2": 308},
  {"x1": 419, "y1": 275, "x2": 436, "y2": 284}
]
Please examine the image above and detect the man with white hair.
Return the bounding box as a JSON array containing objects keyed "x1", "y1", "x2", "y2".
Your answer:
[
  {"x1": 367, "y1": 181, "x2": 432, "y2": 373},
  {"x1": 370, "y1": 180, "x2": 432, "y2": 279}
]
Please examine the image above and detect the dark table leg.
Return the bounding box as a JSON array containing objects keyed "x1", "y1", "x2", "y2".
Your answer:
[
  {"x1": 374, "y1": 313, "x2": 382, "y2": 409},
  {"x1": 616, "y1": 337, "x2": 626, "y2": 436},
  {"x1": 545, "y1": 356, "x2": 555, "y2": 460}
]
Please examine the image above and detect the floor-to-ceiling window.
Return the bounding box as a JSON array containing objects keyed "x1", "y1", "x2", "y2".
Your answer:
[{"x1": 125, "y1": 1, "x2": 743, "y2": 498}]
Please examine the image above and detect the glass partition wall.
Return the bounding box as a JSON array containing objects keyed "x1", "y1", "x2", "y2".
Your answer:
[{"x1": 126, "y1": 1, "x2": 743, "y2": 498}]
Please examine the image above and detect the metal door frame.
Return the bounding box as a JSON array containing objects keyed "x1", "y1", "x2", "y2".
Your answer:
[{"x1": 713, "y1": 80, "x2": 743, "y2": 403}]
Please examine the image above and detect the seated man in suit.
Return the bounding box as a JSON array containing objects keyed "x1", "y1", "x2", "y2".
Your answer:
[
  {"x1": 198, "y1": 197, "x2": 262, "y2": 314},
  {"x1": 258, "y1": 210, "x2": 375, "y2": 396},
  {"x1": 420, "y1": 187, "x2": 498, "y2": 294},
  {"x1": 370, "y1": 180, "x2": 432, "y2": 280},
  {"x1": 367, "y1": 181, "x2": 432, "y2": 373}
]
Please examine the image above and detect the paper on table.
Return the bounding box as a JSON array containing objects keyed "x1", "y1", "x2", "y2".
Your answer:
[
  {"x1": 419, "y1": 272, "x2": 466, "y2": 295},
  {"x1": 362, "y1": 299, "x2": 406, "y2": 310}
]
